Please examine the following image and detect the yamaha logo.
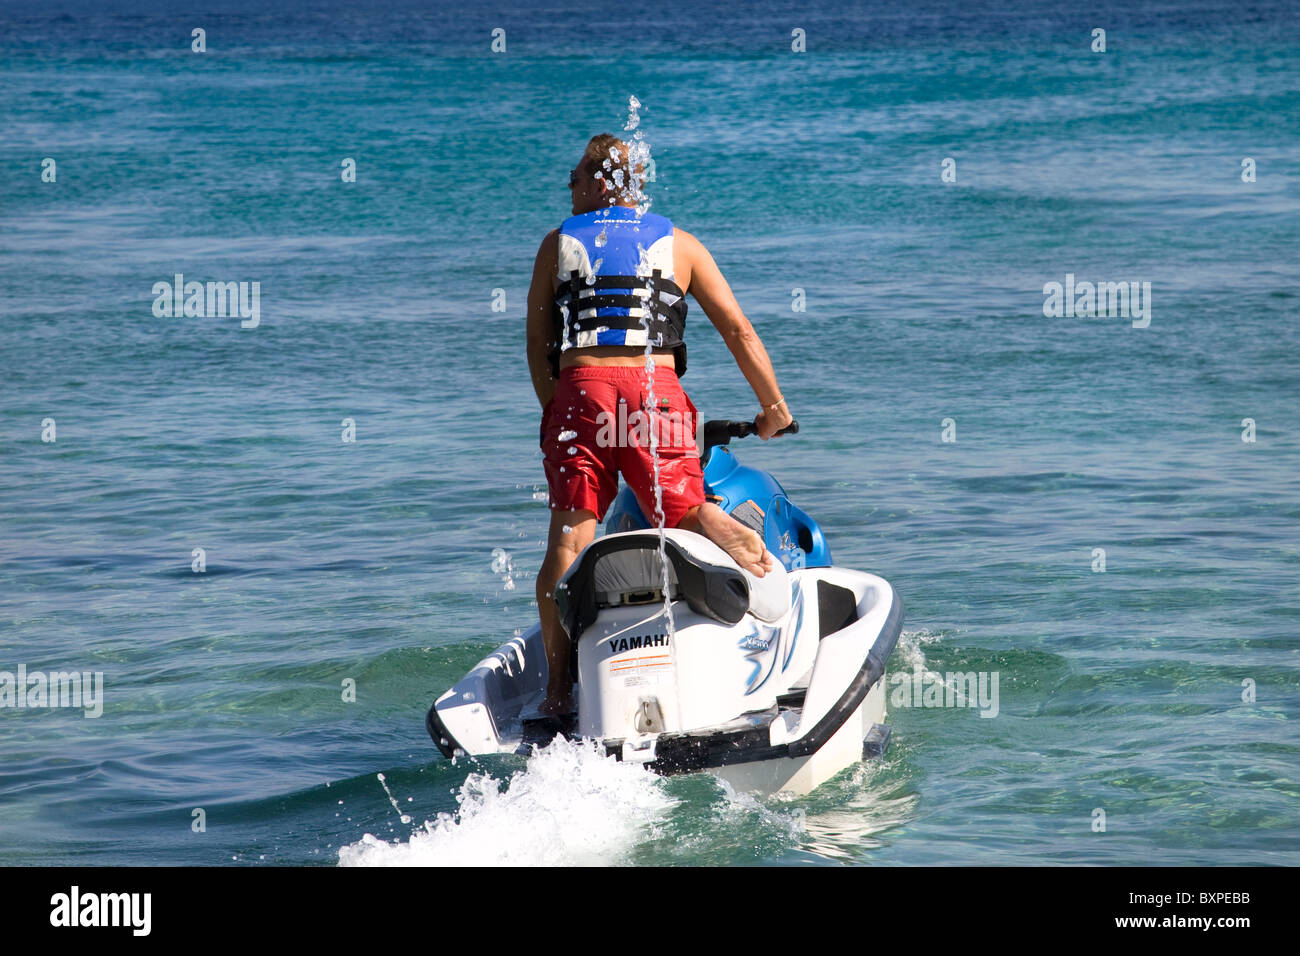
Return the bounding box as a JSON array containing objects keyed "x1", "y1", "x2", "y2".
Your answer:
[{"x1": 607, "y1": 633, "x2": 670, "y2": 654}]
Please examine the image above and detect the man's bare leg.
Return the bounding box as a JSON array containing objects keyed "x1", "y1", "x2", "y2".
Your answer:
[
  {"x1": 537, "y1": 508, "x2": 597, "y2": 716},
  {"x1": 676, "y1": 501, "x2": 774, "y2": 577}
]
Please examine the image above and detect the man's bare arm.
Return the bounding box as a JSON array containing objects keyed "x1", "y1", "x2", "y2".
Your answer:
[
  {"x1": 676, "y1": 228, "x2": 793, "y2": 436},
  {"x1": 526, "y1": 229, "x2": 560, "y2": 408}
]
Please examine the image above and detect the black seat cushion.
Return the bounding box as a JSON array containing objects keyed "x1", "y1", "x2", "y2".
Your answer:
[{"x1": 555, "y1": 532, "x2": 750, "y2": 641}]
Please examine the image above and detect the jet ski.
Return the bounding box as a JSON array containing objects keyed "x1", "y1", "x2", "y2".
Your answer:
[{"x1": 426, "y1": 419, "x2": 904, "y2": 796}]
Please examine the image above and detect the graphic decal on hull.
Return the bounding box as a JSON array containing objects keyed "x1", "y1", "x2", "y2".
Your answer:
[{"x1": 740, "y1": 623, "x2": 782, "y2": 696}]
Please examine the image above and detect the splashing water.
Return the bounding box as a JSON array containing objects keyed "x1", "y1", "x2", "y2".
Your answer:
[
  {"x1": 558, "y1": 302, "x2": 571, "y2": 354},
  {"x1": 641, "y1": 345, "x2": 674, "y2": 641},
  {"x1": 713, "y1": 777, "x2": 808, "y2": 844},
  {"x1": 623, "y1": 96, "x2": 653, "y2": 215},
  {"x1": 337, "y1": 737, "x2": 677, "y2": 867},
  {"x1": 893, "y1": 629, "x2": 980, "y2": 702},
  {"x1": 897, "y1": 629, "x2": 944, "y2": 672},
  {"x1": 376, "y1": 773, "x2": 412, "y2": 825},
  {"x1": 622, "y1": 94, "x2": 676, "y2": 643}
]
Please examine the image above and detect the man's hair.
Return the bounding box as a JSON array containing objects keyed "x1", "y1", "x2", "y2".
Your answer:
[{"x1": 583, "y1": 133, "x2": 643, "y2": 203}]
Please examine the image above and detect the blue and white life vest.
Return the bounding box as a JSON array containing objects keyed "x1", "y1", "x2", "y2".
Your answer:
[{"x1": 551, "y1": 205, "x2": 689, "y2": 375}]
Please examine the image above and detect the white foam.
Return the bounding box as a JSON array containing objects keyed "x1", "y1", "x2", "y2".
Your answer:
[
  {"x1": 897, "y1": 628, "x2": 944, "y2": 671},
  {"x1": 714, "y1": 776, "x2": 807, "y2": 843},
  {"x1": 895, "y1": 628, "x2": 984, "y2": 703},
  {"x1": 337, "y1": 737, "x2": 677, "y2": 867}
]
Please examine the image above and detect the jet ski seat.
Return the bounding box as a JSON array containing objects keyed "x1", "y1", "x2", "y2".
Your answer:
[{"x1": 555, "y1": 530, "x2": 790, "y2": 641}]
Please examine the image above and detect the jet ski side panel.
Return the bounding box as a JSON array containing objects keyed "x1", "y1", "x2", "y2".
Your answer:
[
  {"x1": 794, "y1": 570, "x2": 900, "y2": 746},
  {"x1": 707, "y1": 680, "x2": 890, "y2": 795},
  {"x1": 429, "y1": 625, "x2": 547, "y2": 758}
]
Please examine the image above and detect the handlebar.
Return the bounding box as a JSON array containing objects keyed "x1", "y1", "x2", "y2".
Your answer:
[{"x1": 703, "y1": 418, "x2": 799, "y2": 452}]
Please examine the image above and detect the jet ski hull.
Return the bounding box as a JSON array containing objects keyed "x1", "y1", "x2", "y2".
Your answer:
[{"x1": 428, "y1": 563, "x2": 902, "y2": 797}]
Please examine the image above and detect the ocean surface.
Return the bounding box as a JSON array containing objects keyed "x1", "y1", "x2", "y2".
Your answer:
[{"x1": 1, "y1": 0, "x2": 1297, "y2": 866}]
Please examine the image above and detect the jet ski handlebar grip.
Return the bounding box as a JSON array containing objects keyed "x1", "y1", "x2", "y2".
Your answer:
[
  {"x1": 744, "y1": 419, "x2": 799, "y2": 437},
  {"x1": 702, "y1": 418, "x2": 800, "y2": 451}
]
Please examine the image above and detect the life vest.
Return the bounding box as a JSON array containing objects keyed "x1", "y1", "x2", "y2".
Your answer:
[{"x1": 550, "y1": 205, "x2": 688, "y2": 376}]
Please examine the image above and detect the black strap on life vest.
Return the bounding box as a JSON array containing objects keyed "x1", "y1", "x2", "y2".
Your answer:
[{"x1": 549, "y1": 269, "x2": 688, "y2": 377}]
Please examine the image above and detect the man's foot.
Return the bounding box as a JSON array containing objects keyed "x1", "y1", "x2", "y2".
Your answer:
[{"x1": 695, "y1": 502, "x2": 774, "y2": 577}]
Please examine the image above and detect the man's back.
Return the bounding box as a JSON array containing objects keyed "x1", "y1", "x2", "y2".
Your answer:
[{"x1": 527, "y1": 218, "x2": 770, "y2": 378}]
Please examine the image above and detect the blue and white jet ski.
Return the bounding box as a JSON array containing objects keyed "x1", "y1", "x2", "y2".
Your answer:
[{"x1": 427, "y1": 419, "x2": 903, "y2": 796}]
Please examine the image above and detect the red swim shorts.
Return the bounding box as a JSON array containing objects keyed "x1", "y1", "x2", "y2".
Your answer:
[{"x1": 541, "y1": 365, "x2": 706, "y2": 528}]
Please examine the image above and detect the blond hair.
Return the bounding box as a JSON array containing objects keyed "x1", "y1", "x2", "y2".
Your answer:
[{"x1": 583, "y1": 133, "x2": 644, "y2": 203}]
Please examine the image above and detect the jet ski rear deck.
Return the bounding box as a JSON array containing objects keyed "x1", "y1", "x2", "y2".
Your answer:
[{"x1": 429, "y1": 540, "x2": 901, "y2": 795}]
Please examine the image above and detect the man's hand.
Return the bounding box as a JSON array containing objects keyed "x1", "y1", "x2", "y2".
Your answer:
[{"x1": 755, "y1": 402, "x2": 793, "y2": 440}]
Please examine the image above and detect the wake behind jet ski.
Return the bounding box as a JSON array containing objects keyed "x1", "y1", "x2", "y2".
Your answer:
[{"x1": 427, "y1": 419, "x2": 904, "y2": 796}]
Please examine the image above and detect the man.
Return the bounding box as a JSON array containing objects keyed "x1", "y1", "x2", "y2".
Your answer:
[{"x1": 525, "y1": 133, "x2": 794, "y2": 717}]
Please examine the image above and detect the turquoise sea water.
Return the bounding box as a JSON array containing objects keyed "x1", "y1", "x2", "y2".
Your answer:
[{"x1": 1, "y1": 0, "x2": 1297, "y2": 865}]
